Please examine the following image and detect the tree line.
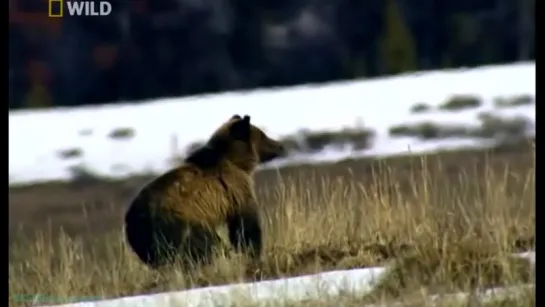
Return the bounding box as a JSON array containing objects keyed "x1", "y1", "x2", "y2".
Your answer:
[{"x1": 9, "y1": 0, "x2": 535, "y2": 109}]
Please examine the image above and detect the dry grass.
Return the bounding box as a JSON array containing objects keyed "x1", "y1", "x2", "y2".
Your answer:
[{"x1": 9, "y1": 141, "x2": 535, "y2": 306}]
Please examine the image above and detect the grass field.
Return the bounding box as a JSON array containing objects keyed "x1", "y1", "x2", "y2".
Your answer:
[{"x1": 8, "y1": 139, "x2": 535, "y2": 306}]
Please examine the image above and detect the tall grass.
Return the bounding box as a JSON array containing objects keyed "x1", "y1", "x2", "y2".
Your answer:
[{"x1": 9, "y1": 151, "x2": 535, "y2": 306}]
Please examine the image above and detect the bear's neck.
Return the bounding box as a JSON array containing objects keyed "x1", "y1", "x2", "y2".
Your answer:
[
  {"x1": 224, "y1": 154, "x2": 258, "y2": 174},
  {"x1": 185, "y1": 144, "x2": 257, "y2": 174}
]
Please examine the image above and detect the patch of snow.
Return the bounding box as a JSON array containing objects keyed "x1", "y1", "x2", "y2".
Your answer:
[
  {"x1": 9, "y1": 62, "x2": 535, "y2": 185},
  {"x1": 511, "y1": 251, "x2": 536, "y2": 270},
  {"x1": 264, "y1": 137, "x2": 498, "y2": 169},
  {"x1": 39, "y1": 267, "x2": 387, "y2": 307}
]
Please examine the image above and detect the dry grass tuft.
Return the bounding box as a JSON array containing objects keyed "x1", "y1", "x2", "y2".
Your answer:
[{"x1": 9, "y1": 143, "x2": 535, "y2": 306}]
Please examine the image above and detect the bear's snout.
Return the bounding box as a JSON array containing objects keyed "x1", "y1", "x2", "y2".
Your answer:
[{"x1": 259, "y1": 139, "x2": 287, "y2": 163}]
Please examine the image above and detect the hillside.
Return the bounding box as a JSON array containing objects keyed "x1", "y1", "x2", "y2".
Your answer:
[{"x1": 8, "y1": 63, "x2": 535, "y2": 307}]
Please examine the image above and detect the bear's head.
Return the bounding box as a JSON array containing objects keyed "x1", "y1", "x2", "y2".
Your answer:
[{"x1": 206, "y1": 114, "x2": 287, "y2": 172}]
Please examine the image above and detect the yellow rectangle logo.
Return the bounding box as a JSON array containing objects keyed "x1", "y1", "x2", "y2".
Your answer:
[{"x1": 48, "y1": 0, "x2": 63, "y2": 17}]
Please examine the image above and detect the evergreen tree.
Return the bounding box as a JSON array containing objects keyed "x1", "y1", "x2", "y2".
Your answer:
[{"x1": 379, "y1": 0, "x2": 417, "y2": 75}]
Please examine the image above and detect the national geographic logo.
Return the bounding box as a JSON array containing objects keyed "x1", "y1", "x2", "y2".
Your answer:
[{"x1": 48, "y1": 0, "x2": 112, "y2": 17}]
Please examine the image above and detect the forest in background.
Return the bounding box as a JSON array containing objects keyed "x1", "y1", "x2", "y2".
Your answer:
[{"x1": 9, "y1": 0, "x2": 535, "y2": 110}]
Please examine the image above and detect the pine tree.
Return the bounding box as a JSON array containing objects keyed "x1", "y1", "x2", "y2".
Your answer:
[{"x1": 379, "y1": 0, "x2": 417, "y2": 75}]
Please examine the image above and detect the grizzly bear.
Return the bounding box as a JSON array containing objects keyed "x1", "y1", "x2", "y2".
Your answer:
[{"x1": 124, "y1": 115, "x2": 286, "y2": 269}]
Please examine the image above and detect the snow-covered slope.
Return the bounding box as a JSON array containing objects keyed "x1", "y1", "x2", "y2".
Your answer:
[{"x1": 9, "y1": 62, "x2": 535, "y2": 185}]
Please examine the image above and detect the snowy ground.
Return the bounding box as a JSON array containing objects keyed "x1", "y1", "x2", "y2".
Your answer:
[{"x1": 9, "y1": 62, "x2": 535, "y2": 185}]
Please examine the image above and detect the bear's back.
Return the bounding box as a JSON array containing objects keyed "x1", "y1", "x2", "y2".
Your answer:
[{"x1": 129, "y1": 160, "x2": 253, "y2": 226}]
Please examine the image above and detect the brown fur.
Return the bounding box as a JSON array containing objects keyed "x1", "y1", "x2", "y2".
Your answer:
[{"x1": 124, "y1": 115, "x2": 286, "y2": 269}]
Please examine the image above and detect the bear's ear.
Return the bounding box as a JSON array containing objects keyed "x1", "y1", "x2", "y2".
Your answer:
[
  {"x1": 231, "y1": 114, "x2": 242, "y2": 120},
  {"x1": 230, "y1": 115, "x2": 251, "y2": 140}
]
